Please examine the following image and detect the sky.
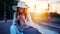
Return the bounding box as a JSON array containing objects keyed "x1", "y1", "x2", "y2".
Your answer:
[
  {"x1": 19, "y1": 0, "x2": 60, "y2": 14},
  {"x1": 37, "y1": 0, "x2": 60, "y2": 14}
]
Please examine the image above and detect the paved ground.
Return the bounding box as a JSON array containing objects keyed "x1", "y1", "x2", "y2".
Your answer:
[{"x1": 0, "y1": 20, "x2": 60, "y2": 34}]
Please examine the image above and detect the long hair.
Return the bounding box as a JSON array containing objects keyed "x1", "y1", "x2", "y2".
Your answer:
[{"x1": 16, "y1": 7, "x2": 27, "y2": 25}]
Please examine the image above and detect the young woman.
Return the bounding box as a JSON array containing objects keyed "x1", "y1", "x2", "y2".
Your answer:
[
  {"x1": 10, "y1": 1, "x2": 41, "y2": 34},
  {"x1": 10, "y1": 1, "x2": 31, "y2": 34}
]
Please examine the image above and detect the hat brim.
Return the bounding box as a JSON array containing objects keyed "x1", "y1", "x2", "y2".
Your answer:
[
  {"x1": 17, "y1": 5, "x2": 29, "y2": 8},
  {"x1": 12, "y1": 5, "x2": 29, "y2": 11},
  {"x1": 12, "y1": 5, "x2": 17, "y2": 11}
]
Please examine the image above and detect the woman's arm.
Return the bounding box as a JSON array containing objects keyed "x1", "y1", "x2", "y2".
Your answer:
[{"x1": 20, "y1": 15, "x2": 28, "y2": 23}]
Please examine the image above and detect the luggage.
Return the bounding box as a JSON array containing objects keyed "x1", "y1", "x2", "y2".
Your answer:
[{"x1": 23, "y1": 28, "x2": 41, "y2": 34}]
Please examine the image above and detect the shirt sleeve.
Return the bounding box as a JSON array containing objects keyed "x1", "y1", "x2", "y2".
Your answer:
[
  {"x1": 26, "y1": 13, "x2": 34, "y2": 27},
  {"x1": 13, "y1": 12, "x2": 16, "y2": 25}
]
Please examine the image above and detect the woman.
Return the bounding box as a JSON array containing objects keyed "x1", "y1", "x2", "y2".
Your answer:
[
  {"x1": 10, "y1": 1, "x2": 32, "y2": 34},
  {"x1": 10, "y1": 1, "x2": 31, "y2": 34},
  {"x1": 10, "y1": 1, "x2": 41, "y2": 34}
]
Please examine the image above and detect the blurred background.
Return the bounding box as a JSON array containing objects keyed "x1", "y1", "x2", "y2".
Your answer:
[
  {"x1": 0, "y1": 0, "x2": 60, "y2": 22},
  {"x1": 0, "y1": 0, "x2": 18, "y2": 20},
  {"x1": 0, "y1": 0, "x2": 60, "y2": 34}
]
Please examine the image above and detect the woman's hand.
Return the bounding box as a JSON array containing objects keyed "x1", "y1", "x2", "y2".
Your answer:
[
  {"x1": 20, "y1": 14, "x2": 25, "y2": 20},
  {"x1": 20, "y1": 15, "x2": 28, "y2": 23},
  {"x1": 16, "y1": 15, "x2": 20, "y2": 20}
]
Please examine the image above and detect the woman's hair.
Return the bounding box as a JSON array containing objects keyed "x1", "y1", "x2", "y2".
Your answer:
[
  {"x1": 16, "y1": 7, "x2": 27, "y2": 25},
  {"x1": 17, "y1": 7, "x2": 27, "y2": 18}
]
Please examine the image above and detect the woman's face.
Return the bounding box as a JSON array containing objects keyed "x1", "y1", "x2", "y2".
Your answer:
[
  {"x1": 17, "y1": 7, "x2": 27, "y2": 16},
  {"x1": 19, "y1": 8, "x2": 26, "y2": 13},
  {"x1": 19, "y1": 8, "x2": 24, "y2": 13}
]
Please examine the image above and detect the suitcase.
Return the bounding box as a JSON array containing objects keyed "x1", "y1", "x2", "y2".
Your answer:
[{"x1": 23, "y1": 28, "x2": 41, "y2": 34}]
